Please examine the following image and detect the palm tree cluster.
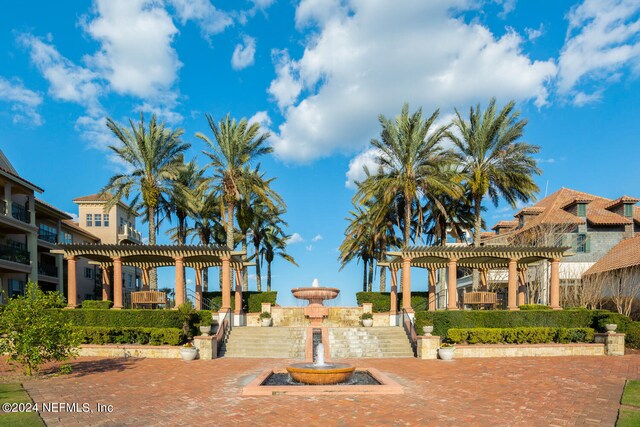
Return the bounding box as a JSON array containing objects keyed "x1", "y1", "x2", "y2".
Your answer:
[
  {"x1": 101, "y1": 112, "x2": 296, "y2": 292},
  {"x1": 341, "y1": 98, "x2": 541, "y2": 292}
]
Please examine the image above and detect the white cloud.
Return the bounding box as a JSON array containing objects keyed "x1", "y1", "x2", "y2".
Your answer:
[
  {"x1": 19, "y1": 34, "x2": 104, "y2": 117},
  {"x1": 231, "y1": 35, "x2": 256, "y2": 70},
  {"x1": 82, "y1": 0, "x2": 181, "y2": 101},
  {"x1": 345, "y1": 148, "x2": 381, "y2": 189},
  {"x1": 251, "y1": 0, "x2": 276, "y2": 9},
  {"x1": 525, "y1": 24, "x2": 544, "y2": 41},
  {"x1": 558, "y1": 0, "x2": 640, "y2": 100},
  {"x1": 312, "y1": 234, "x2": 323, "y2": 242},
  {"x1": 249, "y1": 111, "x2": 272, "y2": 128},
  {"x1": 65, "y1": 212, "x2": 79, "y2": 222},
  {"x1": 268, "y1": 0, "x2": 557, "y2": 163},
  {"x1": 295, "y1": 0, "x2": 345, "y2": 29},
  {"x1": 572, "y1": 90, "x2": 603, "y2": 106},
  {"x1": 287, "y1": 232, "x2": 304, "y2": 244},
  {"x1": 305, "y1": 245, "x2": 314, "y2": 251},
  {"x1": 167, "y1": 0, "x2": 232, "y2": 37},
  {"x1": 495, "y1": 0, "x2": 516, "y2": 19},
  {"x1": 0, "y1": 76, "x2": 43, "y2": 125}
]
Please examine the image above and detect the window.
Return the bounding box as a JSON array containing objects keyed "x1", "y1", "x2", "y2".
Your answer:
[
  {"x1": 120, "y1": 217, "x2": 125, "y2": 233},
  {"x1": 103, "y1": 213, "x2": 110, "y2": 227},
  {"x1": 94, "y1": 213, "x2": 102, "y2": 227},
  {"x1": 85, "y1": 267, "x2": 93, "y2": 279},
  {"x1": 624, "y1": 204, "x2": 633, "y2": 217},
  {"x1": 577, "y1": 203, "x2": 587, "y2": 217},
  {"x1": 38, "y1": 223, "x2": 58, "y2": 243},
  {"x1": 576, "y1": 233, "x2": 590, "y2": 253},
  {"x1": 8, "y1": 279, "x2": 24, "y2": 298},
  {"x1": 61, "y1": 232, "x2": 73, "y2": 244},
  {"x1": 86, "y1": 213, "x2": 93, "y2": 227}
]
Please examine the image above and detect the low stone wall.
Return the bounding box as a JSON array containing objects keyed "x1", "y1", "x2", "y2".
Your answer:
[
  {"x1": 249, "y1": 306, "x2": 377, "y2": 327},
  {"x1": 78, "y1": 344, "x2": 181, "y2": 359}
]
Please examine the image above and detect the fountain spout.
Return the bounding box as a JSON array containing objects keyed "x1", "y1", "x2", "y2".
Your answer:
[
  {"x1": 315, "y1": 343, "x2": 326, "y2": 366},
  {"x1": 312, "y1": 278, "x2": 320, "y2": 287}
]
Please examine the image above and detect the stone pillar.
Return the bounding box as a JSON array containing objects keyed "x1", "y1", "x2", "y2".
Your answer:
[
  {"x1": 66, "y1": 257, "x2": 78, "y2": 308},
  {"x1": 102, "y1": 266, "x2": 111, "y2": 301},
  {"x1": 234, "y1": 268, "x2": 242, "y2": 314},
  {"x1": 174, "y1": 257, "x2": 185, "y2": 307},
  {"x1": 428, "y1": 268, "x2": 437, "y2": 311},
  {"x1": 447, "y1": 258, "x2": 458, "y2": 310},
  {"x1": 194, "y1": 267, "x2": 203, "y2": 310},
  {"x1": 517, "y1": 269, "x2": 526, "y2": 306},
  {"x1": 549, "y1": 258, "x2": 561, "y2": 310},
  {"x1": 221, "y1": 256, "x2": 231, "y2": 310},
  {"x1": 595, "y1": 333, "x2": 625, "y2": 356},
  {"x1": 417, "y1": 336, "x2": 440, "y2": 360},
  {"x1": 390, "y1": 267, "x2": 398, "y2": 315},
  {"x1": 113, "y1": 257, "x2": 123, "y2": 309},
  {"x1": 401, "y1": 257, "x2": 412, "y2": 312},
  {"x1": 193, "y1": 336, "x2": 217, "y2": 359},
  {"x1": 507, "y1": 258, "x2": 519, "y2": 310}
]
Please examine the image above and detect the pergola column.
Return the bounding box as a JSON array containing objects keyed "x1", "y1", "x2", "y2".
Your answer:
[
  {"x1": 428, "y1": 268, "x2": 436, "y2": 311},
  {"x1": 517, "y1": 268, "x2": 527, "y2": 306},
  {"x1": 194, "y1": 267, "x2": 203, "y2": 311},
  {"x1": 401, "y1": 257, "x2": 412, "y2": 312},
  {"x1": 390, "y1": 267, "x2": 398, "y2": 315},
  {"x1": 66, "y1": 257, "x2": 78, "y2": 308},
  {"x1": 113, "y1": 257, "x2": 123, "y2": 309},
  {"x1": 101, "y1": 266, "x2": 111, "y2": 302},
  {"x1": 174, "y1": 257, "x2": 185, "y2": 307},
  {"x1": 447, "y1": 258, "x2": 458, "y2": 310},
  {"x1": 221, "y1": 256, "x2": 231, "y2": 311},
  {"x1": 550, "y1": 258, "x2": 561, "y2": 310},
  {"x1": 507, "y1": 258, "x2": 519, "y2": 310},
  {"x1": 234, "y1": 268, "x2": 243, "y2": 314},
  {"x1": 141, "y1": 268, "x2": 150, "y2": 291}
]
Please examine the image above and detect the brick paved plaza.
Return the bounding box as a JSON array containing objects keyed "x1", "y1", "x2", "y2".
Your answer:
[{"x1": 2, "y1": 355, "x2": 637, "y2": 426}]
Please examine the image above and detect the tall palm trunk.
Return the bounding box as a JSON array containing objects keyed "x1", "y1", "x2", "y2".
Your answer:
[
  {"x1": 267, "y1": 261, "x2": 272, "y2": 291},
  {"x1": 242, "y1": 237, "x2": 248, "y2": 291},
  {"x1": 148, "y1": 206, "x2": 157, "y2": 289},
  {"x1": 403, "y1": 190, "x2": 412, "y2": 247},
  {"x1": 226, "y1": 201, "x2": 234, "y2": 249},
  {"x1": 368, "y1": 260, "x2": 374, "y2": 292},
  {"x1": 362, "y1": 258, "x2": 368, "y2": 292},
  {"x1": 472, "y1": 194, "x2": 483, "y2": 290},
  {"x1": 202, "y1": 268, "x2": 208, "y2": 292},
  {"x1": 379, "y1": 265, "x2": 387, "y2": 292},
  {"x1": 254, "y1": 240, "x2": 262, "y2": 292}
]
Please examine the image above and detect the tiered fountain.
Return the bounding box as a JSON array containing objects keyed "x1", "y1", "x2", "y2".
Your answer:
[{"x1": 290, "y1": 278, "x2": 340, "y2": 326}]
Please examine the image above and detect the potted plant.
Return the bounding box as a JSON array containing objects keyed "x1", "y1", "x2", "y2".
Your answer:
[
  {"x1": 259, "y1": 311, "x2": 272, "y2": 327},
  {"x1": 438, "y1": 342, "x2": 455, "y2": 361},
  {"x1": 605, "y1": 323, "x2": 617, "y2": 333},
  {"x1": 180, "y1": 342, "x2": 198, "y2": 361},
  {"x1": 422, "y1": 321, "x2": 434, "y2": 336},
  {"x1": 360, "y1": 312, "x2": 374, "y2": 327},
  {"x1": 199, "y1": 322, "x2": 212, "y2": 336},
  {"x1": 177, "y1": 301, "x2": 196, "y2": 339}
]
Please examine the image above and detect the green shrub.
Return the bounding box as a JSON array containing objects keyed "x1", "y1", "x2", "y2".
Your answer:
[
  {"x1": 446, "y1": 327, "x2": 595, "y2": 344},
  {"x1": 201, "y1": 291, "x2": 277, "y2": 312},
  {"x1": 81, "y1": 300, "x2": 113, "y2": 309},
  {"x1": 625, "y1": 322, "x2": 640, "y2": 349},
  {"x1": 53, "y1": 309, "x2": 184, "y2": 328},
  {"x1": 195, "y1": 310, "x2": 213, "y2": 327},
  {"x1": 518, "y1": 304, "x2": 552, "y2": 310},
  {"x1": 74, "y1": 326, "x2": 182, "y2": 346},
  {"x1": 592, "y1": 311, "x2": 631, "y2": 333},
  {"x1": 360, "y1": 312, "x2": 373, "y2": 320},
  {"x1": 356, "y1": 292, "x2": 430, "y2": 312},
  {"x1": 259, "y1": 311, "x2": 271, "y2": 319}
]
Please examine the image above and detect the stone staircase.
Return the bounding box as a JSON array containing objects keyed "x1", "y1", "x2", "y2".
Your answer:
[
  {"x1": 328, "y1": 327, "x2": 414, "y2": 358},
  {"x1": 221, "y1": 327, "x2": 306, "y2": 358}
]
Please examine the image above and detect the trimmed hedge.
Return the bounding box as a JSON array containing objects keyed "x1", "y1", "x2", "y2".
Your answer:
[
  {"x1": 446, "y1": 327, "x2": 595, "y2": 344},
  {"x1": 626, "y1": 322, "x2": 640, "y2": 349},
  {"x1": 518, "y1": 304, "x2": 552, "y2": 311},
  {"x1": 202, "y1": 291, "x2": 277, "y2": 313},
  {"x1": 74, "y1": 326, "x2": 182, "y2": 346},
  {"x1": 413, "y1": 309, "x2": 614, "y2": 338},
  {"x1": 356, "y1": 292, "x2": 429, "y2": 312},
  {"x1": 81, "y1": 300, "x2": 113, "y2": 310},
  {"x1": 53, "y1": 309, "x2": 184, "y2": 328}
]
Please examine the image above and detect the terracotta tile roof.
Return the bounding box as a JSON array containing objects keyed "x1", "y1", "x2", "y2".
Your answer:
[
  {"x1": 0, "y1": 166, "x2": 44, "y2": 193},
  {"x1": 491, "y1": 220, "x2": 518, "y2": 231},
  {"x1": 584, "y1": 236, "x2": 640, "y2": 276},
  {"x1": 35, "y1": 198, "x2": 73, "y2": 220},
  {"x1": 480, "y1": 231, "x2": 497, "y2": 238},
  {"x1": 72, "y1": 193, "x2": 114, "y2": 202},
  {"x1": 605, "y1": 196, "x2": 640, "y2": 209},
  {"x1": 484, "y1": 188, "x2": 638, "y2": 242},
  {"x1": 515, "y1": 206, "x2": 546, "y2": 216},
  {"x1": 61, "y1": 219, "x2": 101, "y2": 242}
]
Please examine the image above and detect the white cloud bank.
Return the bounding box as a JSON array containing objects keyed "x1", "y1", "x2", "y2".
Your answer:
[
  {"x1": 0, "y1": 77, "x2": 43, "y2": 125},
  {"x1": 231, "y1": 35, "x2": 257, "y2": 70},
  {"x1": 287, "y1": 232, "x2": 304, "y2": 244},
  {"x1": 267, "y1": 0, "x2": 557, "y2": 163}
]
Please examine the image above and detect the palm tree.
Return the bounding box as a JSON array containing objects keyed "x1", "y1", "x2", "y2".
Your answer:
[
  {"x1": 448, "y1": 98, "x2": 541, "y2": 246},
  {"x1": 355, "y1": 104, "x2": 458, "y2": 248},
  {"x1": 197, "y1": 114, "x2": 273, "y2": 251},
  {"x1": 102, "y1": 113, "x2": 189, "y2": 289},
  {"x1": 166, "y1": 158, "x2": 204, "y2": 245},
  {"x1": 261, "y1": 226, "x2": 298, "y2": 292},
  {"x1": 250, "y1": 200, "x2": 288, "y2": 292},
  {"x1": 423, "y1": 187, "x2": 477, "y2": 246},
  {"x1": 339, "y1": 205, "x2": 377, "y2": 292}
]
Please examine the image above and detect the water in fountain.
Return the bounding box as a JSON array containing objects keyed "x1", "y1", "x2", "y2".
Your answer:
[
  {"x1": 311, "y1": 278, "x2": 320, "y2": 287},
  {"x1": 314, "y1": 343, "x2": 327, "y2": 367}
]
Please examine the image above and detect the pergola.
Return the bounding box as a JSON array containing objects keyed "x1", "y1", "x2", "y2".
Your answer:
[
  {"x1": 51, "y1": 244, "x2": 248, "y2": 314},
  {"x1": 381, "y1": 245, "x2": 571, "y2": 313}
]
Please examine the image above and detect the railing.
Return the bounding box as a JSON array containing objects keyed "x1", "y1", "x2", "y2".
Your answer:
[
  {"x1": 463, "y1": 292, "x2": 498, "y2": 306},
  {"x1": 38, "y1": 230, "x2": 58, "y2": 244},
  {"x1": 401, "y1": 308, "x2": 418, "y2": 357},
  {"x1": 0, "y1": 244, "x2": 30, "y2": 264},
  {"x1": 11, "y1": 204, "x2": 30, "y2": 223},
  {"x1": 38, "y1": 264, "x2": 58, "y2": 277},
  {"x1": 215, "y1": 310, "x2": 231, "y2": 354},
  {"x1": 186, "y1": 289, "x2": 219, "y2": 311},
  {"x1": 119, "y1": 224, "x2": 143, "y2": 242}
]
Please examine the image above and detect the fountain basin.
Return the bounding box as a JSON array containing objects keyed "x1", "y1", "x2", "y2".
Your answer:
[
  {"x1": 291, "y1": 287, "x2": 340, "y2": 304},
  {"x1": 286, "y1": 363, "x2": 355, "y2": 385}
]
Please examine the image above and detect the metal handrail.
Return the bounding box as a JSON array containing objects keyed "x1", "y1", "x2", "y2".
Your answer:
[
  {"x1": 215, "y1": 311, "x2": 231, "y2": 354},
  {"x1": 11, "y1": 204, "x2": 30, "y2": 223},
  {"x1": 401, "y1": 308, "x2": 418, "y2": 357},
  {"x1": 0, "y1": 244, "x2": 30, "y2": 265},
  {"x1": 185, "y1": 289, "x2": 219, "y2": 311}
]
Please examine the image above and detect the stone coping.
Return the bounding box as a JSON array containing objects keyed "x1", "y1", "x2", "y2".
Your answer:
[
  {"x1": 242, "y1": 368, "x2": 403, "y2": 396},
  {"x1": 453, "y1": 343, "x2": 604, "y2": 348}
]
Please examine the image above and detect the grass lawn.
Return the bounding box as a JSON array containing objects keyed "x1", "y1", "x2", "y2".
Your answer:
[{"x1": 0, "y1": 383, "x2": 44, "y2": 427}]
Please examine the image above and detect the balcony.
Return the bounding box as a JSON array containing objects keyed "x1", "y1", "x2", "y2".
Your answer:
[
  {"x1": 38, "y1": 229, "x2": 58, "y2": 244},
  {"x1": 118, "y1": 224, "x2": 143, "y2": 244},
  {"x1": 38, "y1": 264, "x2": 58, "y2": 277},
  {"x1": 11, "y1": 204, "x2": 31, "y2": 224},
  {"x1": 0, "y1": 244, "x2": 30, "y2": 265}
]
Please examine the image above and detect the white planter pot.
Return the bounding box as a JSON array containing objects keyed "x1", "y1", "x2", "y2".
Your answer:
[
  {"x1": 422, "y1": 325, "x2": 434, "y2": 336},
  {"x1": 180, "y1": 347, "x2": 198, "y2": 361},
  {"x1": 362, "y1": 318, "x2": 374, "y2": 327},
  {"x1": 605, "y1": 324, "x2": 617, "y2": 333},
  {"x1": 261, "y1": 318, "x2": 272, "y2": 327},
  {"x1": 438, "y1": 347, "x2": 455, "y2": 361},
  {"x1": 199, "y1": 325, "x2": 212, "y2": 336}
]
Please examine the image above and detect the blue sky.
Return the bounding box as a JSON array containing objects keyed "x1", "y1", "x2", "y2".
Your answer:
[{"x1": 2, "y1": 0, "x2": 640, "y2": 306}]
